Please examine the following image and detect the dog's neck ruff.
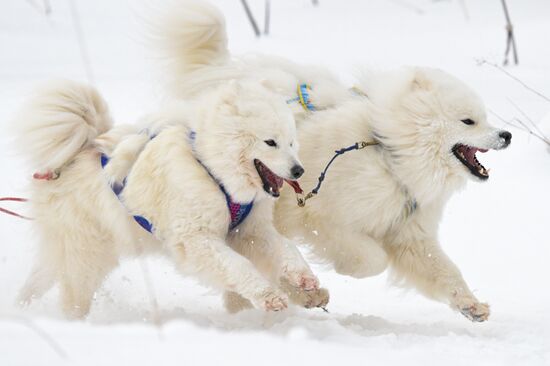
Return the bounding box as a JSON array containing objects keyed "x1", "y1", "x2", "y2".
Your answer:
[
  {"x1": 284, "y1": 83, "x2": 418, "y2": 220},
  {"x1": 100, "y1": 130, "x2": 254, "y2": 234},
  {"x1": 188, "y1": 131, "x2": 254, "y2": 231},
  {"x1": 375, "y1": 142, "x2": 419, "y2": 221}
]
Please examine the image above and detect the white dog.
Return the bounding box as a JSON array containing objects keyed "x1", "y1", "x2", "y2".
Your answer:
[
  {"x1": 150, "y1": 0, "x2": 512, "y2": 321},
  {"x1": 14, "y1": 79, "x2": 329, "y2": 318},
  {"x1": 275, "y1": 69, "x2": 512, "y2": 322}
]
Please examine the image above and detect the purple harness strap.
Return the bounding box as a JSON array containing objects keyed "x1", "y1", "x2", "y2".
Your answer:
[{"x1": 222, "y1": 188, "x2": 254, "y2": 231}]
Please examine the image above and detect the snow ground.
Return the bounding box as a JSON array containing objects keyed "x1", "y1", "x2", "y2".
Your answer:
[{"x1": 1, "y1": 0, "x2": 549, "y2": 365}]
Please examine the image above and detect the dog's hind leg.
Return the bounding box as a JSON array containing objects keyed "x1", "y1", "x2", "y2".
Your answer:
[
  {"x1": 59, "y1": 254, "x2": 118, "y2": 319},
  {"x1": 57, "y1": 230, "x2": 119, "y2": 319},
  {"x1": 17, "y1": 229, "x2": 64, "y2": 306},
  {"x1": 17, "y1": 263, "x2": 57, "y2": 307},
  {"x1": 386, "y1": 240, "x2": 490, "y2": 322}
]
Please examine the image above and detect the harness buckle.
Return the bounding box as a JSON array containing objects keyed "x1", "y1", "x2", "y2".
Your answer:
[
  {"x1": 296, "y1": 192, "x2": 306, "y2": 207},
  {"x1": 296, "y1": 192, "x2": 315, "y2": 207},
  {"x1": 357, "y1": 141, "x2": 378, "y2": 150}
]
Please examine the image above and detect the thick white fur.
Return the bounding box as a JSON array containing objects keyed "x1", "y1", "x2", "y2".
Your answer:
[
  {"x1": 150, "y1": 0, "x2": 351, "y2": 121},
  {"x1": 15, "y1": 80, "x2": 328, "y2": 318},
  {"x1": 14, "y1": 80, "x2": 114, "y2": 175},
  {"x1": 152, "y1": 0, "x2": 512, "y2": 321}
]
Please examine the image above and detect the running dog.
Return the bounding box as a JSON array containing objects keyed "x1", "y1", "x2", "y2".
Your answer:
[{"x1": 14, "y1": 80, "x2": 328, "y2": 318}]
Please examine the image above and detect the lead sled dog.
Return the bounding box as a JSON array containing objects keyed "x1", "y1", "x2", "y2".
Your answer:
[
  {"x1": 150, "y1": 0, "x2": 513, "y2": 321},
  {"x1": 14, "y1": 79, "x2": 329, "y2": 318}
]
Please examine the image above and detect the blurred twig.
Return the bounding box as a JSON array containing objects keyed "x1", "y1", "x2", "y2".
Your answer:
[
  {"x1": 490, "y1": 109, "x2": 550, "y2": 146},
  {"x1": 512, "y1": 118, "x2": 549, "y2": 146},
  {"x1": 137, "y1": 256, "x2": 163, "y2": 336},
  {"x1": 26, "y1": 0, "x2": 52, "y2": 16},
  {"x1": 1, "y1": 314, "x2": 67, "y2": 360},
  {"x1": 458, "y1": 0, "x2": 469, "y2": 21},
  {"x1": 508, "y1": 98, "x2": 548, "y2": 139},
  {"x1": 478, "y1": 59, "x2": 550, "y2": 103},
  {"x1": 389, "y1": 0, "x2": 424, "y2": 15},
  {"x1": 264, "y1": 0, "x2": 270, "y2": 35},
  {"x1": 240, "y1": 0, "x2": 261, "y2": 37},
  {"x1": 500, "y1": 0, "x2": 519, "y2": 65}
]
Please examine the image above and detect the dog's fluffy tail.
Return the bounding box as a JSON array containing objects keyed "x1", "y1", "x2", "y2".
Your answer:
[
  {"x1": 14, "y1": 80, "x2": 113, "y2": 174},
  {"x1": 150, "y1": 0, "x2": 234, "y2": 96}
]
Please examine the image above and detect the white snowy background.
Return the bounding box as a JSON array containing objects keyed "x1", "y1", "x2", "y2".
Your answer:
[{"x1": 1, "y1": 0, "x2": 549, "y2": 365}]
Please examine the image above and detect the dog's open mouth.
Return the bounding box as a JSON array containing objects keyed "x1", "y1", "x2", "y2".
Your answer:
[
  {"x1": 452, "y1": 144, "x2": 490, "y2": 180},
  {"x1": 254, "y1": 159, "x2": 284, "y2": 197},
  {"x1": 254, "y1": 159, "x2": 303, "y2": 197}
]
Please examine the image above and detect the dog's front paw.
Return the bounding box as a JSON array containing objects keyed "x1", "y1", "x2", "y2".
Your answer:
[
  {"x1": 283, "y1": 270, "x2": 319, "y2": 291},
  {"x1": 283, "y1": 281, "x2": 330, "y2": 310},
  {"x1": 452, "y1": 290, "x2": 490, "y2": 322},
  {"x1": 302, "y1": 287, "x2": 330, "y2": 309},
  {"x1": 459, "y1": 302, "x2": 490, "y2": 322},
  {"x1": 255, "y1": 289, "x2": 288, "y2": 312}
]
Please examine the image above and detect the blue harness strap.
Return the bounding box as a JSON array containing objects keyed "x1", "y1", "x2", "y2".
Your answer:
[
  {"x1": 287, "y1": 84, "x2": 369, "y2": 113},
  {"x1": 287, "y1": 84, "x2": 316, "y2": 111},
  {"x1": 100, "y1": 154, "x2": 154, "y2": 233},
  {"x1": 101, "y1": 131, "x2": 254, "y2": 234}
]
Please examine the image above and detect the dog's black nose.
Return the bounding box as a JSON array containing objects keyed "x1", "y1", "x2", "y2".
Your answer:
[
  {"x1": 499, "y1": 131, "x2": 512, "y2": 146},
  {"x1": 290, "y1": 165, "x2": 304, "y2": 179}
]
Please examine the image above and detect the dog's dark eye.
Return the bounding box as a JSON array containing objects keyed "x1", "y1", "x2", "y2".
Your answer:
[
  {"x1": 264, "y1": 139, "x2": 277, "y2": 147},
  {"x1": 461, "y1": 118, "x2": 475, "y2": 125}
]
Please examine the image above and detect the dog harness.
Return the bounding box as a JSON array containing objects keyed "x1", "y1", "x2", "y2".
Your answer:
[
  {"x1": 286, "y1": 84, "x2": 368, "y2": 112},
  {"x1": 100, "y1": 154, "x2": 154, "y2": 233},
  {"x1": 286, "y1": 84, "x2": 316, "y2": 111},
  {"x1": 100, "y1": 131, "x2": 254, "y2": 234}
]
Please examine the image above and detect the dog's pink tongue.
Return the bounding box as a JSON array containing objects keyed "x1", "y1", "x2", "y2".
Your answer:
[
  {"x1": 465, "y1": 146, "x2": 488, "y2": 161},
  {"x1": 285, "y1": 179, "x2": 303, "y2": 194}
]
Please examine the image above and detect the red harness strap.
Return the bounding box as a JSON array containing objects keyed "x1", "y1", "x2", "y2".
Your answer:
[
  {"x1": 33, "y1": 170, "x2": 59, "y2": 180},
  {"x1": 0, "y1": 197, "x2": 32, "y2": 220},
  {"x1": 1, "y1": 171, "x2": 58, "y2": 220}
]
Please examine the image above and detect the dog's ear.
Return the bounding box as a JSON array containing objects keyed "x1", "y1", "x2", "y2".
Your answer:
[{"x1": 411, "y1": 69, "x2": 433, "y2": 91}]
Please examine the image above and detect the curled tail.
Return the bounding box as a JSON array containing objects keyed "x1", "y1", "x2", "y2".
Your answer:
[
  {"x1": 150, "y1": 0, "x2": 234, "y2": 96},
  {"x1": 14, "y1": 80, "x2": 113, "y2": 175}
]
